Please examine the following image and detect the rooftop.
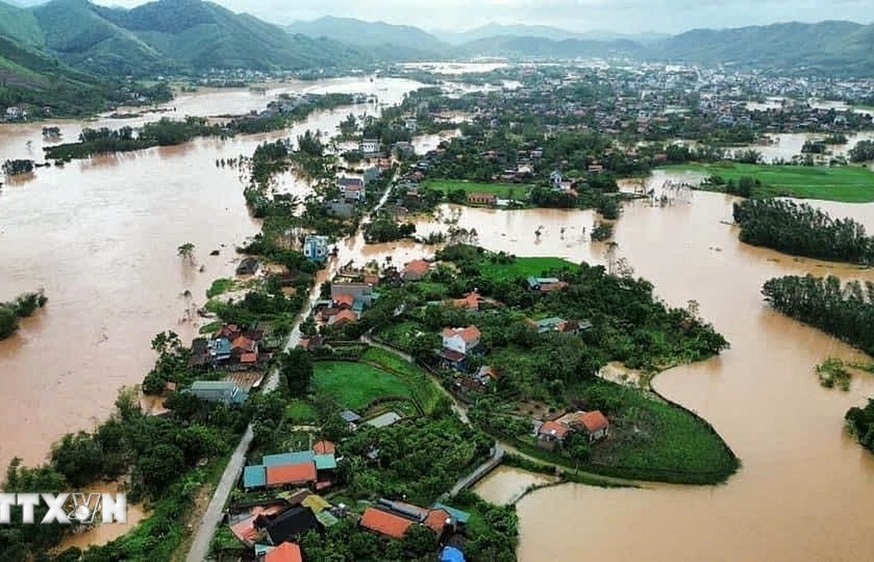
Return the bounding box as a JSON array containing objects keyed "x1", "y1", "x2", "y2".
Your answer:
[
  {"x1": 266, "y1": 463, "x2": 317, "y2": 487},
  {"x1": 360, "y1": 507, "x2": 414, "y2": 540},
  {"x1": 243, "y1": 465, "x2": 267, "y2": 489},
  {"x1": 264, "y1": 542, "x2": 303, "y2": 562},
  {"x1": 263, "y1": 452, "x2": 315, "y2": 467}
]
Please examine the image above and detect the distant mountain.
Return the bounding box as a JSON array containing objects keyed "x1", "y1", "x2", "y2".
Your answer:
[
  {"x1": 457, "y1": 35, "x2": 645, "y2": 60},
  {"x1": 439, "y1": 23, "x2": 667, "y2": 46},
  {"x1": 652, "y1": 21, "x2": 874, "y2": 75},
  {"x1": 286, "y1": 16, "x2": 445, "y2": 53},
  {"x1": 2, "y1": 0, "x2": 371, "y2": 76}
]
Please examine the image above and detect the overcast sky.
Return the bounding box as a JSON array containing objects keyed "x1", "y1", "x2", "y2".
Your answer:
[{"x1": 93, "y1": 0, "x2": 874, "y2": 34}]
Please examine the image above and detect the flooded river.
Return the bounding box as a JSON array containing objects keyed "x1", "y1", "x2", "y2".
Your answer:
[
  {"x1": 5, "y1": 78, "x2": 874, "y2": 559},
  {"x1": 0, "y1": 76, "x2": 420, "y2": 474}
]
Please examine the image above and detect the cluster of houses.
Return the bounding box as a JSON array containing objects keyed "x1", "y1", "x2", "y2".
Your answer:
[
  {"x1": 189, "y1": 323, "x2": 268, "y2": 371},
  {"x1": 536, "y1": 410, "x2": 610, "y2": 450},
  {"x1": 316, "y1": 282, "x2": 375, "y2": 328}
]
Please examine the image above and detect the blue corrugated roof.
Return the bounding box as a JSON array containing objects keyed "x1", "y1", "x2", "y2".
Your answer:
[
  {"x1": 432, "y1": 503, "x2": 471, "y2": 525},
  {"x1": 243, "y1": 465, "x2": 266, "y2": 489},
  {"x1": 263, "y1": 451, "x2": 314, "y2": 467},
  {"x1": 441, "y1": 546, "x2": 466, "y2": 562},
  {"x1": 314, "y1": 454, "x2": 337, "y2": 471}
]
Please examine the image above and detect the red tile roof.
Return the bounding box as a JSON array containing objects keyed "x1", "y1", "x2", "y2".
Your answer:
[
  {"x1": 313, "y1": 440, "x2": 336, "y2": 455},
  {"x1": 452, "y1": 292, "x2": 483, "y2": 310},
  {"x1": 442, "y1": 325, "x2": 481, "y2": 345},
  {"x1": 329, "y1": 309, "x2": 357, "y2": 326},
  {"x1": 424, "y1": 509, "x2": 451, "y2": 534},
  {"x1": 232, "y1": 335, "x2": 257, "y2": 352},
  {"x1": 265, "y1": 542, "x2": 303, "y2": 562},
  {"x1": 360, "y1": 507, "x2": 414, "y2": 539},
  {"x1": 266, "y1": 463, "x2": 317, "y2": 487},
  {"x1": 334, "y1": 294, "x2": 355, "y2": 308},
  {"x1": 580, "y1": 410, "x2": 609, "y2": 433},
  {"x1": 403, "y1": 259, "x2": 431, "y2": 278},
  {"x1": 539, "y1": 420, "x2": 570, "y2": 440},
  {"x1": 240, "y1": 352, "x2": 258, "y2": 363}
]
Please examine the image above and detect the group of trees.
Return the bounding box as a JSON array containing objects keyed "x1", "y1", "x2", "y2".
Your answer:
[
  {"x1": 0, "y1": 291, "x2": 48, "y2": 341},
  {"x1": 2, "y1": 159, "x2": 34, "y2": 177},
  {"x1": 704, "y1": 174, "x2": 761, "y2": 197},
  {"x1": 762, "y1": 275, "x2": 874, "y2": 355},
  {"x1": 364, "y1": 216, "x2": 416, "y2": 243},
  {"x1": 846, "y1": 399, "x2": 874, "y2": 452},
  {"x1": 733, "y1": 199, "x2": 874, "y2": 264},
  {"x1": 849, "y1": 140, "x2": 874, "y2": 163}
]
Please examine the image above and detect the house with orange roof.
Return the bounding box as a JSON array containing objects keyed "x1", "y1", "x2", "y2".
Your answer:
[
  {"x1": 264, "y1": 542, "x2": 303, "y2": 562},
  {"x1": 401, "y1": 259, "x2": 431, "y2": 282},
  {"x1": 450, "y1": 292, "x2": 484, "y2": 311},
  {"x1": 312, "y1": 440, "x2": 336, "y2": 455},
  {"x1": 266, "y1": 463, "x2": 317, "y2": 488},
  {"x1": 328, "y1": 309, "x2": 357, "y2": 327},
  {"x1": 537, "y1": 420, "x2": 572, "y2": 451},
  {"x1": 441, "y1": 326, "x2": 481, "y2": 355},
  {"x1": 360, "y1": 507, "x2": 415, "y2": 540},
  {"x1": 577, "y1": 410, "x2": 610, "y2": 443}
]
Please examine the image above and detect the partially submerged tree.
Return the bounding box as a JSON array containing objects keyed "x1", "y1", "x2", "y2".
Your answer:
[{"x1": 177, "y1": 242, "x2": 196, "y2": 266}]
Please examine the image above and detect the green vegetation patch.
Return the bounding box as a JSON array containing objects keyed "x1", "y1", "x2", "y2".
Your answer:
[
  {"x1": 362, "y1": 348, "x2": 444, "y2": 415},
  {"x1": 423, "y1": 179, "x2": 528, "y2": 197},
  {"x1": 581, "y1": 381, "x2": 738, "y2": 479},
  {"x1": 671, "y1": 162, "x2": 874, "y2": 202},
  {"x1": 479, "y1": 256, "x2": 576, "y2": 283},
  {"x1": 313, "y1": 361, "x2": 412, "y2": 411},
  {"x1": 285, "y1": 400, "x2": 319, "y2": 424},
  {"x1": 206, "y1": 278, "x2": 235, "y2": 299},
  {"x1": 816, "y1": 357, "x2": 853, "y2": 391}
]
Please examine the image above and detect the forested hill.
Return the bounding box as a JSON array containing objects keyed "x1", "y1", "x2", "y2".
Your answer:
[
  {"x1": 0, "y1": 0, "x2": 371, "y2": 77},
  {"x1": 652, "y1": 21, "x2": 874, "y2": 75}
]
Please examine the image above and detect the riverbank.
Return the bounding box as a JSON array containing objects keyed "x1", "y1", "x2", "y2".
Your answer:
[{"x1": 667, "y1": 162, "x2": 874, "y2": 202}]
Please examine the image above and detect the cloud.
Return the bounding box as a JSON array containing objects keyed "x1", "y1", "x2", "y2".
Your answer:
[{"x1": 93, "y1": 0, "x2": 874, "y2": 33}]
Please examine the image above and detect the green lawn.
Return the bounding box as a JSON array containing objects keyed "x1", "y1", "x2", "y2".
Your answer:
[
  {"x1": 423, "y1": 179, "x2": 529, "y2": 198},
  {"x1": 362, "y1": 348, "x2": 443, "y2": 415},
  {"x1": 480, "y1": 256, "x2": 577, "y2": 283},
  {"x1": 668, "y1": 162, "x2": 874, "y2": 203},
  {"x1": 313, "y1": 361, "x2": 412, "y2": 411},
  {"x1": 285, "y1": 400, "x2": 319, "y2": 424}
]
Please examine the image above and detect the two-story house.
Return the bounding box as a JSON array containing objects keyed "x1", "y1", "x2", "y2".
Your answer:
[
  {"x1": 440, "y1": 325, "x2": 481, "y2": 371},
  {"x1": 338, "y1": 177, "x2": 366, "y2": 202},
  {"x1": 303, "y1": 235, "x2": 331, "y2": 263}
]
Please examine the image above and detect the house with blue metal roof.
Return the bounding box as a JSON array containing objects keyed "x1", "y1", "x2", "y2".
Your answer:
[
  {"x1": 243, "y1": 465, "x2": 267, "y2": 490},
  {"x1": 314, "y1": 454, "x2": 337, "y2": 471},
  {"x1": 263, "y1": 451, "x2": 315, "y2": 467}
]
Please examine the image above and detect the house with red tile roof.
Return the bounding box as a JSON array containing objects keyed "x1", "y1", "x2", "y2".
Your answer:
[
  {"x1": 578, "y1": 410, "x2": 610, "y2": 443},
  {"x1": 312, "y1": 440, "x2": 336, "y2": 455},
  {"x1": 328, "y1": 309, "x2": 357, "y2": 327},
  {"x1": 333, "y1": 294, "x2": 355, "y2": 309},
  {"x1": 537, "y1": 420, "x2": 571, "y2": 451},
  {"x1": 441, "y1": 326, "x2": 481, "y2": 355},
  {"x1": 424, "y1": 508, "x2": 452, "y2": 535},
  {"x1": 360, "y1": 507, "x2": 414, "y2": 539},
  {"x1": 265, "y1": 542, "x2": 303, "y2": 562},
  {"x1": 401, "y1": 259, "x2": 431, "y2": 281}
]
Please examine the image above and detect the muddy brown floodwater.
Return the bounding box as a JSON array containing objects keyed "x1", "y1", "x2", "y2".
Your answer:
[
  {"x1": 6, "y1": 79, "x2": 874, "y2": 559},
  {"x1": 0, "y1": 76, "x2": 420, "y2": 485}
]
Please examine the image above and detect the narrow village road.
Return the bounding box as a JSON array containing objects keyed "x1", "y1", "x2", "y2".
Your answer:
[{"x1": 186, "y1": 171, "x2": 396, "y2": 562}]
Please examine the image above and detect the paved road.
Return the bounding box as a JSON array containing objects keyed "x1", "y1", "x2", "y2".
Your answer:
[
  {"x1": 446, "y1": 445, "x2": 505, "y2": 498},
  {"x1": 186, "y1": 168, "x2": 396, "y2": 562}
]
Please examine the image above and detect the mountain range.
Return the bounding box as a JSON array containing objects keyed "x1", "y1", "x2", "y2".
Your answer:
[{"x1": 1, "y1": 0, "x2": 874, "y2": 110}]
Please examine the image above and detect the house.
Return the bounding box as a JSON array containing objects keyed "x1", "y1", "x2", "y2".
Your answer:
[
  {"x1": 401, "y1": 259, "x2": 431, "y2": 281},
  {"x1": 328, "y1": 309, "x2": 357, "y2": 327},
  {"x1": 338, "y1": 177, "x2": 366, "y2": 202},
  {"x1": 208, "y1": 338, "x2": 233, "y2": 362},
  {"x1": 330, "y1": 283, "x2": 374, "y2": 306},
  {"x1": 333, "y1": 294, "x2": 355, "y2": 310},
  {"x1": 243, "y1": 465, "x2": 267, "y2": 490},
  {"x1": 473, "y1": 365, "x2": 500, "y2": 387},
  {"x1": 231, "y1": 335, "x2": 258, "y2": 356},
  {"x1": 188, "y1": 381, "x2": 248, "y2": 405},
  {"x1": 578, "y1": 410, "x2": 610, "y2": 443},
  {"x1": 365, "y1": 411, "x2": 402, "y2": 428},
  {"x1": 313, "y1": 440, "x2": 336, "y2": 455},
  {"x1": 442, "y1": 326, "x2": 481, "y2": 355},
  {"x1": 256, "y1": 506, "x2": 320, "y2": 544},
  {"x1": 405, "y1": 118, "x2": 418, "y2": 132},
  {"x1": 537, "y1": 420, "x2": 571, "y2": 450},
  {"x1": 527, "y1": 317, "x2": 589, "y2": 335},
  {"x1": 303, "y1": 235, "x2": 330, "y2": 263},
  {"x1": 526, "y1": 277, "x2": 568, "y2": 293},
  {"x1": 467, "y1": 193, "x2": 497, "y2": 207},
  {"x1": 264, "y1": 542, "x2": 303, "y2": 562},
  {"x1": 236, "y1": 257, "x2": 260, "y2": 276},
  {"x1": 266, "y1": 463, "x2": 317, "y2": 488},
  {"x1": 359, "y1": 138, "x2": 380, "y2": 155},
  {"x1": 360, "y1": 507, "x2": 414, "y2": 539},
  {"x1": 363, "y1": 166, "x2": 381, "y2": 185},
  {"x1": 340, "y1": 409, "x2": 362, "y2": 429},
  {"x1": 451, "y1": 292, "x2": 484, "y2": 311}
]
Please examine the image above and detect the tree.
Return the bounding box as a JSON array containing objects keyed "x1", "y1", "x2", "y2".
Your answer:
[
  {"x1": 137, "y1": 443, "x2": 185, "y2": 494},
  {"x1": 0, "y1": 306, "x2": 19, "y2": 340},
  {"x1": 280, "y1": 348, "x2": 314, "y2": 396},
  {"x1": 177, "y1": 243, "x2": 195, "y2": 266},
  {"x1": 50, "y1": 432, "x2": 104, "y2": 488},
  {"x1": 402, "y1": 525, "x2": 437, "y2": 558}
]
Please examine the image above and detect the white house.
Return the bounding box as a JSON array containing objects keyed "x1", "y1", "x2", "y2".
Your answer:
[
  {"x1": 441, "y1": 325, "x2": 481, "y2": 355},
  {"x1": 338, "y1": 177, "x2": 366, "y2": 202},
  {"x1": 359, "y1": 138, "x2": 380, "y2": 154}
]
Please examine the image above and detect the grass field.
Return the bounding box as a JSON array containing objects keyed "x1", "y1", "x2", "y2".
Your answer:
[
  {"x1": 285, "y1": 400, "x2": 318, "y2": 424},
  {"x1": 313, "y1": 361, "x2": 412, "y2": 411},
  {"x1": 363, "y1": 348, "x2": 443, "y2": 415},
  {"x1": 423, "y1": 179, "x2": 529, "y2": 198},
  {"x1": 668, "y1": 162, "x2": 874, "y2": 203},
  {"x1": 480, "y1": 256, "x2": 577, "y2": 282}
]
